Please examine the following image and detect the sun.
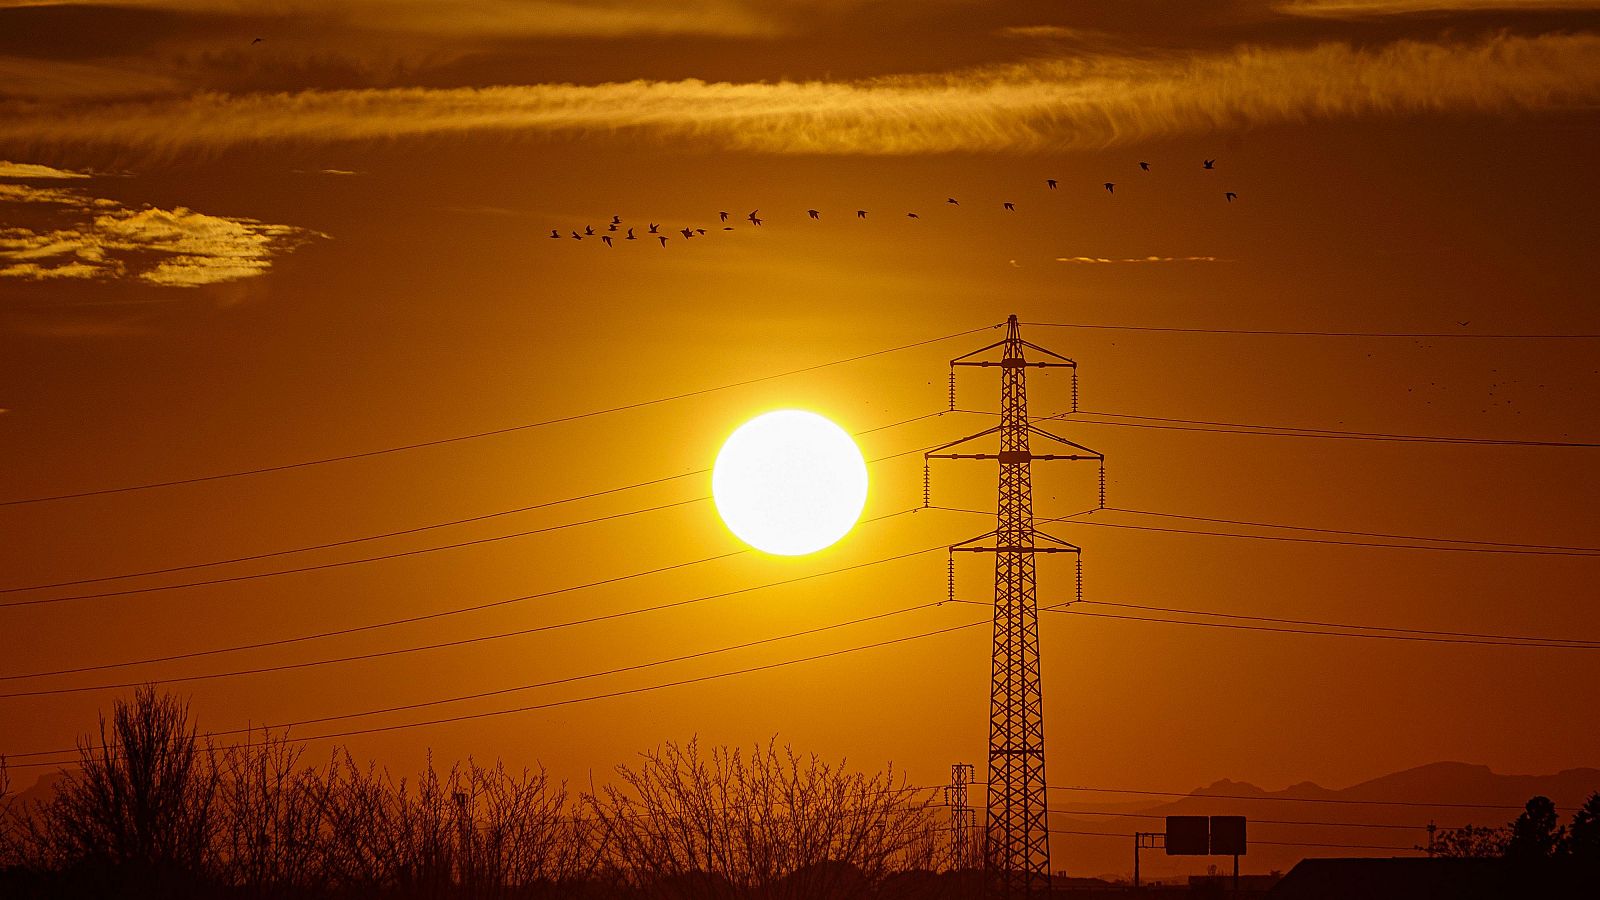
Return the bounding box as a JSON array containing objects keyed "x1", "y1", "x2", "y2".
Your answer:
[{"x1": 712, "y1": 410, "x2": 869, "y2": 556}]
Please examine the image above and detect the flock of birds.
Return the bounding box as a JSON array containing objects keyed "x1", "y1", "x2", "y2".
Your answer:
[{"x1": 547, "y1": 160, "x2": 1239, "y2": 248}]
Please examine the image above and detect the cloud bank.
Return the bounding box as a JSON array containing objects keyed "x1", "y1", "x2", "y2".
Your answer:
[
  {"x1": 0, "y1": 172, "x2": 323, "y2": 287},
  {"x1": 0, "y1": 33, "x2": 1593, "y2": 155}
]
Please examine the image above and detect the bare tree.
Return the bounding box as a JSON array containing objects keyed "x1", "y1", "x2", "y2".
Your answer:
[
  {"x1": 32, "y1": 686, "x2": 219, "y2": 893},
  {"x1": 1433, "y1": 823, "x2": 1512, "y2": 858},
  {"x1": 585, "y1": 737, "x2": 937, "y2": 900},
  {"x1": 214, "y1": 727, "x2": 319, "y2": 897}
]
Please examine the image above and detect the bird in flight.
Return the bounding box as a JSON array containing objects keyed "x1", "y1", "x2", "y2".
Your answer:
[
  {"x1": 608, "y1": 223, "x2": 618, "y2": 232},
  {"x1": 1224, "y1": 191, "x2": 1237, "y2": 202},
  {"x1": 680, "y1": 227, "x2": 694, "y2": 239},
  {"x1": 723, "y1": 226, "x2": 734, "y2": 231},
  {"x1": 1139, "y1": 161, "x2": 1150, "y2": 171},
  {"x1": 657, "y1": 235, "x2": 668, "y2": 247},
  {"x1": 695, "y1": 228, "x2": 706, "y2": 235},
  {"x1": 719, "y1": 211, "x2": 729, "y2": 222},
  {"x1": 625, "y1": 228, "x2": 636, "y2": 240},
  {"x1": 1003, "y1": 202, "x2": 1015, "y2": 211},
  {"x1": 648, "y1": 223, "x2": 659, "y2": 234},
  {"x1": 549, "y1": 229, "x2": 560, "y2": 239},
  {"x1": 906, "y1": 212, "x2": 919, "y2": 219},
  {"x1": 857, "y1": 210, "x2": 868, "y2": 219},
  {"x1": 1046, "y1": 179, "x2": 1058, "y2": 189},
  {"x1": 748, "y1": 210, "x2": 762, "y2": 225},
  {"x1": 611, "y1": 215, "x2": 622, "y2": 224},
  {"x1": 1103, "y1": 183, "x2": 1115, "y2": 194},
  {"x1": 808, "y1": 209, "x2": 821, "y2": 220},
  {"x1": 601, "y1": 235, "x2": 613, "y2": 247},
  {"x1": 1457, "y1": 321, "x2": 1471, "y2": 327},
  {"x1": 946, "y1": 198, "x2": 959, "y2": 206},
  {"x1": 1203, "y1": 159, "x2": 1216, "y2": 169},
  {"x1": 251, "y1": 37, "x2": 264, "y2": 45},
  {"x1": 583, "y1": 225, "x2": 594, "y2": 236},
  {"x1": 571, "y1": 231, "x2": 582, "y2": 240}
]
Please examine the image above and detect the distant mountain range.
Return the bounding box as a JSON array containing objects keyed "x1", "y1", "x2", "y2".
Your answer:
[{"x1": 1052, "y1": 762, "x2": 1600, "y2": 882}]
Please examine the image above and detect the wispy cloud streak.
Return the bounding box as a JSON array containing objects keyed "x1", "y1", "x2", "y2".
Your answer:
[
  {"x1": 0, "y1": 33, "x2": 1595, "y2": 154},
  {"x1": 1278, "y1": 1, "x2": 1600, "y2": 18}
]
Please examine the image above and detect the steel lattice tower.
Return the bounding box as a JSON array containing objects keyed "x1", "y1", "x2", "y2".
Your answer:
[{"x1": 926, "y1": 315, "x2": 1104, "y2": 899}]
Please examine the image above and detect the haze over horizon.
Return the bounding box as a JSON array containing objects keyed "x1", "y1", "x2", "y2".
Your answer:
[{"x1": 3, "y1": 0, "x2": 1599, "y2": 883}]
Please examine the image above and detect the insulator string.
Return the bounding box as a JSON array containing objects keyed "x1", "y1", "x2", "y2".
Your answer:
[
  {"x1": 1071, "y1": 369, "x2": 1079, "y2": 414},
  {"x1": 947, "y1": 369, "x2": 957, "y2": 411},
  {"x1": 1098, "y1": 459, "x2": 1106, "y2": 509},
  {"x1": 922, "y1": 461, "x2": 931, "y2": 509},
  {"x1": 946, "y1": 552, "x2": 955, "y2": 603}
]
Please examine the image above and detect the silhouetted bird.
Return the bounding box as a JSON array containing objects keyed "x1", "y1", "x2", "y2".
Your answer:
[
  {"x1": 611, "y1": 215, "x2": 622, "y2": 224},
  {"x1": 1046, "y1": 179, "x2": 1057, "y2": 189},
  {"x1": 695, "y1": 228, "x2": 706, "y2": 235},
  {"x1": 1203, "y1": 159, "x2": 1216, "y2": 169},
  {"x1": 856, "y1": 210, "x2": 867, "y2": 219},
  {"x1": 584, "y1": 225, "x2": 594, "y2": 236},
  {"x1": 719, "y1": 211, "x2": 729, "y2": 222},
  {"x1": 648, "y1": 223, "x2": 659, "y2": 234},
  {"x1": 906, "y1": 212, "x2": 919, "y2": 218},
  {"x1": 549, "y1": 229, "x2": 560, "y2": 238},
  {"x1": 748, "y1": 210, "x2": 762, "y2": 225},
  {"x1": 946, "y1": 198, "x2": 959, "y2": 206},
  {"x1": 808, "y1": 209, "x2": 820, "y2": 219},
  {"x1": 252, "y1": 37, "x2": 264, "y2": 45},
  {"x1": 571, "y1": 231, "x2": 581, "y2": 239},
  {"x1": 608, "y1": 223, "x2": 618, "y2": 232},
  {"x1": 723, "y1": 226, "x2": 734, "y2": 231},
  {"x1": 1003, "y1": 202, "x2": 1015, "y2": 211},
  {"x1": 601, "y1": 235, "x2": 613, "y2": 247},
  {"x1": 657, "y1": 235, "x2": 668, "y2": 247},
  {"x1": 1139, "y1": 161, "x2": 1150, "y2": 171},
  {"x1": 1458, "y1": 321, "x2": 1471, "y2": 327},
  {"x1": 1104, "y1": 183, "x2": 1115, "y2": 194},
  {"x1": 625, "y1": 228, "x2": 636, "y2": 240},
  {"x1": 680, "y1": 227, "x2": 694, "y2": 239},
  {"x1": 1224, "y1": 191, "x2": 1237, "y2": 202}
]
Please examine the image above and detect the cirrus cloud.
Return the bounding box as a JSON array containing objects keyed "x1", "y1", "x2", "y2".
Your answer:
[{"x1": 0, "y1": 33, "x2": 1593, "y2": 156}]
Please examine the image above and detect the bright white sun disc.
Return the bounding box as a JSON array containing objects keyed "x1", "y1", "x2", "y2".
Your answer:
[{"x1": 712, "y1": 410, "x2": 869, "y2": 556}]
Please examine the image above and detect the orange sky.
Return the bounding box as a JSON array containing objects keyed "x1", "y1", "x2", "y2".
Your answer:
[{"x1": 3, "y1": 0, "x2": 1599, "y2": 881}]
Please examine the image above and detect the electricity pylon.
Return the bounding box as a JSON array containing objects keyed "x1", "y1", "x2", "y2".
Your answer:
[
  {"x1": 926, "y1": 315, "x2": 1104, "y2": 899},
  {"x1": 947, "y1": 762, "x2": 977, "y2": 871}
]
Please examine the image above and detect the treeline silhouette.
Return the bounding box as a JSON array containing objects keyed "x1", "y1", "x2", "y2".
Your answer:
[
  {"x1": 0, "y1": 688, "x2": 956, "y2": 900},
  {"x1": 1433, "y1": 794, "x2": 1600, "y2": 860}
]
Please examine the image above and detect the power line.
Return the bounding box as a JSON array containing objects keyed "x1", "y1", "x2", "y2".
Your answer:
[
  {"x1": 934, "y1": 504, "x2": 1600, "y2": 558},
  {"x1": 7, "y1": 596, "x2": 971, "y2": 760},
  {"x1": 0, "y1": 497, "x2": 709, "y2": 609},
  {"x1": 1021, "y1": 321, "x2": 1600, "y2": 340},
  {"x1": 5, "y1": 610, "x2": 995, "y2": 771},
  {"x1": 0, "y1": 325, "x2": 998, "y2": 508},
  {"x1": 3, "y1": 437, "x2": 945, "y2": 610},
  {"x1": 1039, "y1": 818, "x2": 1418, "y2": 850},
  {"x1": 0, "y1": 519, "x2": 938, "y2": 696},
  {"x1": 1099, "y1": 507, "x2": 1600, "y2": 555},
  {"x1": 1014, "y1": 602, "x2": 1600, "y2": 650},
  {"x1": 1055, "y1": 517, "x2": 1600, "y2": 558},
  {"x1": 1040, "y1": 784, "x2": 1547, "y2": 812},
  {"x1": 1075, "y1": 600, "x2": 1600, "y2": 647},
  {"x1": 1058, "y1": 410, "x2": 1600, "y2": 449},
  {"x1": 954, "y1": 407, "x2": 1600, "y2": 451},
  {"x1": 1038, "y1": 807, "x2": 1425, "y2": 831},
  {"x1": 0, "y1": 411, "x2": 947, "y2": 596}
]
